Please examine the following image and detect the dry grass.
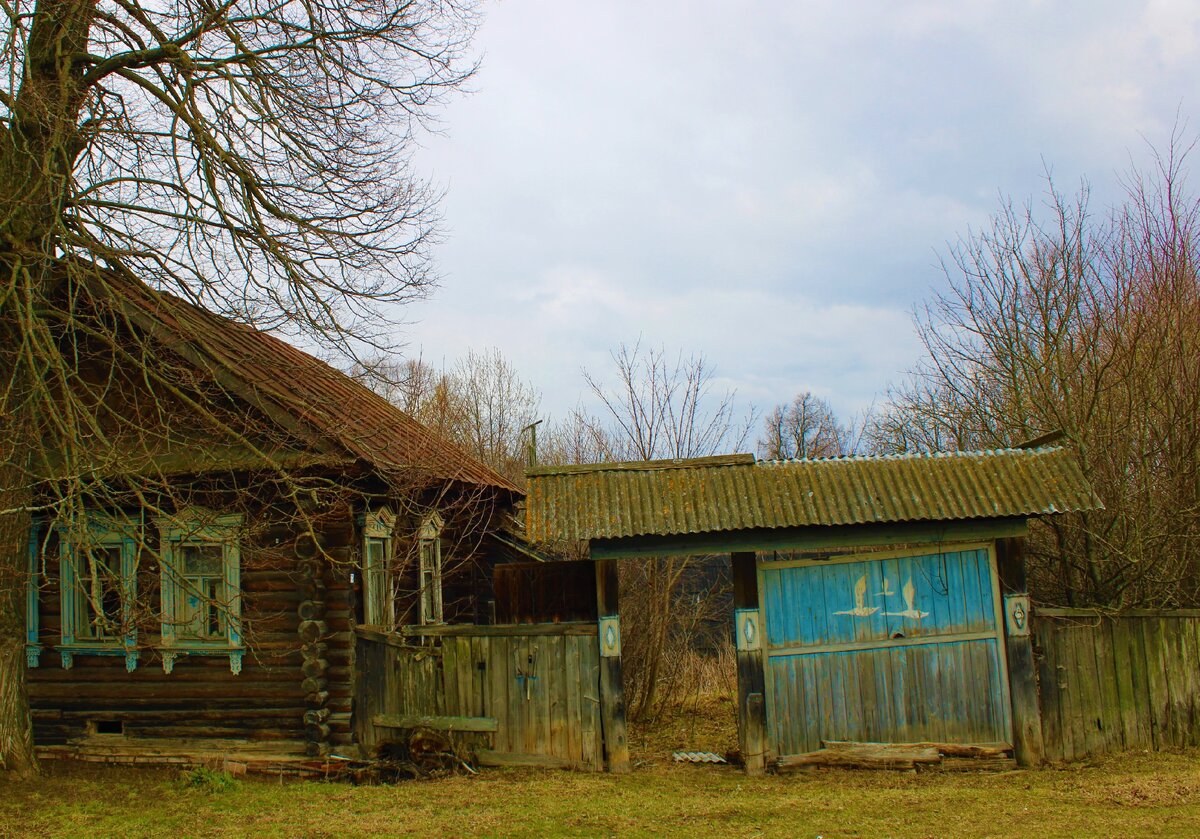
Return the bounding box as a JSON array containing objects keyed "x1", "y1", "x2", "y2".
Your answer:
[{"x1": 5, "y1": 742, "x2": 1200, "y2": 838}]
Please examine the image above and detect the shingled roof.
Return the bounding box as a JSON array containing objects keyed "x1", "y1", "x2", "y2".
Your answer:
[
  {"x1": 93, "y1": 271, "x2": 519, "y2": 493},
  {"x1": 525, "y1": 448, "x2": 1100, "y2": 543}
]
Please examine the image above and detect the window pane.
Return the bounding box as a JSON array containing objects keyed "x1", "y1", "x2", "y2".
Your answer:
[
  {"x1": 181, "y1": 543, "x2": 223, "y2": 576},
  {"x1": 77, "y1": 546, "x2": 124, "y2": 640}
]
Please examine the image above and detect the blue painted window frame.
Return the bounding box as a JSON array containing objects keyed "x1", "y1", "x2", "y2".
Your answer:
[
  {"x1": 26, "y1": 519, "x2": 44, "y2": 668},
  {"x1": 56, "y1": 515, "x2": 140, "y2": 672},
  {"x1": 156, "y1": 510, "x2": 244, "y2": 674}
]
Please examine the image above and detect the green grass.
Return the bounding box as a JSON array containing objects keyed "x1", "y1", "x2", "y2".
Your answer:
[{"x1": 4, "y1": 749, "x2": 1200, "y2": 838}]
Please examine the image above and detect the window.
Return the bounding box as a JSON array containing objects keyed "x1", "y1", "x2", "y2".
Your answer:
[
  {"x1": 362, "y1": 508, "x2": 394, "y2": 628},
  {"x1": 418, "y1": 513, "x2": 444, "y2": 625},
  {"x1": 158, "y1": 511, "x2": 243, "y2": 674},
  {"x1": 57, "y1": 516, "x2": 139, "y2": 672}
]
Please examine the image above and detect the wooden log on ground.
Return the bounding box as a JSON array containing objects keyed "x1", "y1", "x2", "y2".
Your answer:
[
  {"x1": 778, "y1": 744, "x2": 941, "y2": 771},
  {"x1": 474, "y1": 750, "x2": 574, "y2": 770},
  {"x1": 822, "y1": 740, "x2": 1012, "y2": 759}
]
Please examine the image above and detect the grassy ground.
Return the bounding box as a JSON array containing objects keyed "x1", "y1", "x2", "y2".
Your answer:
[{"x1": 4, "y1": 704, "x2": 1200, "y2": 839}]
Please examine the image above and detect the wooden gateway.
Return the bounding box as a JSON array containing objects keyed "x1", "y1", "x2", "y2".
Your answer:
[
  {"x1": 524, "y1": 448, "x2": 1103, "y2": 773},
  {"x1": 22, "y1": 273, "x2": 621, "y2": 774}
]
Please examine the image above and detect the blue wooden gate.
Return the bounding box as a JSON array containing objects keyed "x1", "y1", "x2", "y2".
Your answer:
[{"x1": 757, "y1": 544, "x2": 1012, "y2": 757}]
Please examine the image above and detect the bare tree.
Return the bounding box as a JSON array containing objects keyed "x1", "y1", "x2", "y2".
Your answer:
[
  {"x1": 869, "y1": 141, "x2": 1200, "y2": 608},
  {"x1": 0, "y1": 0, "x2": 478, "y2": 776},
  {"x1": 357, "y1": 348, "x2": 540, "y2": 486},
  {"x1": 758, "y1": 391, "x2": 851, "y2": 459},
  {"x1": 568, "y1": 342, "x2": 753, "y2": 720}
]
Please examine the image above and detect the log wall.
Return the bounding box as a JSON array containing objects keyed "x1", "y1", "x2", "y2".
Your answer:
[
  {"x1": 27, "y1": 509, "x2": 358, "y2": 752},
  {"x1": 1034, "y1": 609, "x2": 1200, "y2": 761}
]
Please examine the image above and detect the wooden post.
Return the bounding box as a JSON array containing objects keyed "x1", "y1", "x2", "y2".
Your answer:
[
  {"x1": 996, "y1": 537, "x2": 1045, "y2": 767},
  {"x1": 732, "y1": 551, "x2": 767, "y2": 775},
  {"x1": 594, "y1": 557, "x2": 630, "y2": 772}
]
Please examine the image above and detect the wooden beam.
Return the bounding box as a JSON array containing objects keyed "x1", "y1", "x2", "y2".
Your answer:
[
  {"x1": 594, "y1": 558, "x2": 630, "y2": 773},
  {"x1": 474, "y1": 750, "x2": 575, "y2": 769},
  {"x1": 732, "y1": 552, "x2": 767, "y2": 776},
  {"x1": 996, "y1": 537, "x2": 1046, "y2": 767},
  {"x1": 371, "y1": 714, "x2": 498, "y2": 732},
  {"x1": 400, "y1": 622, "x2": 598, "y2": 638},
  {"x1": 590, "y1": 517, "x2": 1029, "y2": 560}
]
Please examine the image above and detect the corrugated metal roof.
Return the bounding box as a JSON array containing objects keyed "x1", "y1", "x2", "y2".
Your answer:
[
  {"x1": 95, "y1": 271, "x2": 519, "y2": 493},
  {"x1": 525, "y1": 448, "x2": 1101, "y2": 543}
]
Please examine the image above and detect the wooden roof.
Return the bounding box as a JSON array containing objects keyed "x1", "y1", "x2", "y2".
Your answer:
[{"x1": 90, "y1": 270, "x2": 519, "y2": 493}]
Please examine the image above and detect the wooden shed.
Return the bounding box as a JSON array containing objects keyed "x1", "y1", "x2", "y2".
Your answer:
[{"x1": 525, "y1": 449, "x2": 1102, "y2": 773}]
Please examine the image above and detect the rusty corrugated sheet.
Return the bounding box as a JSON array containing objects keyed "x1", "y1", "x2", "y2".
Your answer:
[
  {"x1": 98, "y1": 272, "x2": 518, "y2": 493},
  {"x1": 525, "y1": 448, "x2": 1100, "y2": 542}
]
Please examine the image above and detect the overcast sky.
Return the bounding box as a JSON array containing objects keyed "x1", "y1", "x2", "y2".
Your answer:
[{"x1": 399, "y1": 0, "x2": 1199, "y2": 427}]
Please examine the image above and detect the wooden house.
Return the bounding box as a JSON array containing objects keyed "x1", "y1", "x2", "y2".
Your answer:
[{"x1": 23, "y1": 272, "x2": 554, "y2": 769}]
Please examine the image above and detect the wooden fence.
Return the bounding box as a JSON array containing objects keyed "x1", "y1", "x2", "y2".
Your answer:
[
  {"x1": 1034, "y1": 609, "x2": 1200, "y2": 762},
  {"x1": 355, "y1": 623, "x2": 604, "y2": 770}
]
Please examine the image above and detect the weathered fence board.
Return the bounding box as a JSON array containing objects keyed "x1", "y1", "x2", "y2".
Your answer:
[
  {"x1": 355, "y1": 623, "x2": 603, "y2": 770},
  {"x1": 1034, "y1": 610, "x2": 1200, "y2": 761}
]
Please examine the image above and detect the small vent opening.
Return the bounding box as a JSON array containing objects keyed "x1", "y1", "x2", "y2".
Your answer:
[{"x1": 92, "y1": 719, "x2": 124, "y2": 735}]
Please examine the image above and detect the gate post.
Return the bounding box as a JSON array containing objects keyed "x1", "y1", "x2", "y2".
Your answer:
[
  {"x1": 732, "y1": 551, "x2": 767, "y2": 775},
  {"x1": 595, "y1": 557, "x2": 630, "y2": 772},
  {"x1": 996, "y1": 537, "x2": 1046, "y2": 767}
]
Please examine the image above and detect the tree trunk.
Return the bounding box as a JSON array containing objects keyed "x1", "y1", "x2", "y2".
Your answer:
[
  {"x1": 0, "y1": 0, "x2": 98, "y2": 775},
  {"x1": 0, "y1": 425, "x2": 36, "y2": 778}
]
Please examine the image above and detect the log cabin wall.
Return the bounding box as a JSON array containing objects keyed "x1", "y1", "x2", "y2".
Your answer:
[{"x1": 26, "y1": 500, "x2": 358, "y2": 755}]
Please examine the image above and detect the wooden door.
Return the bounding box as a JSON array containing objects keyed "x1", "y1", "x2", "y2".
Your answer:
[{"x1": 757, "y1": 544, "x2": 1012, "y2": 757}]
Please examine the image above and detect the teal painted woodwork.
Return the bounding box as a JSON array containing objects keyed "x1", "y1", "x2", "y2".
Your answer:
[
  {"x1": 758, "y1": 545, "x2": 1012, "y2": 756},
  {"x1": 26, "y1": 520, "x2": 43, "y2": 667},
  {"x1": 56, "y1": 515, "x2": 140, "y2": 672}
]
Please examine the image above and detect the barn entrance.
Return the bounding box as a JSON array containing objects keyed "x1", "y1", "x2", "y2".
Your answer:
[{"x1": 756, "y1": 544, "x2": 1012, "y2": 758}]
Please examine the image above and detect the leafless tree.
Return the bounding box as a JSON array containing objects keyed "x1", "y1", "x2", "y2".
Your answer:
[
  {"x1": 869, "y1": 140, "x2": 1200, "y2": 608},
  {"x1": 566, "y1": 342, "x2": 753, "y2": 720},
  {"x1": 0, "y1": 0, "x2": 479, "y2": 776},
  {"x1": 758, "y1": 391, "x2": 852, "y2": 459}
]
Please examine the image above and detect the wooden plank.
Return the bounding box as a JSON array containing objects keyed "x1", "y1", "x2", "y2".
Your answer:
[
  {"x1": 1163, "y1": 617, "x2": 1190, "y2": 748},
  {"x1": 733, "y1": 552, "x2": 767, "y2": 775},
  {"x1": 591, "y1": 517, "x2": 1029, "y2": 560},
  {"x1": 1142, "y1": 617, "x2": 1171, "y2": 749},
  {"x1": 593, "y1": 558, "x2": 629, "y2": 773},
  {"x1": 580, "y1": 638, "x2": 600, "y2": 772},
  {"x1": 474, "y1": 750, "x2": 574, "y2": 769},
  {"x1": 1037, "y1": 608, "x2": 1200, "y2": 619},
  {"x1": 1109, "y1": 618, "x2": 1140, "y2": 750},
  {"x1": 442, "y1": 635, "x2": 461, "y2": 717},
  {"x1": 1090, "y1": 618, "x2": 1122, "y2": 754},
  {"x1": 371, "y1": 714, "x2": 498, "y2": 732},
  {"x1": 777, "y1": 743, "x2": 941, "y2": 770},
  {"x1": 564, "y1": 635, "x2": 583, "y2": 766},
  {"x1": 401, "y1": 623, "x2": 598, "y2": 637},
  {"x1": 995, "y1": 538, "x2": 1044, "y2": 766},
  {"x1": 486, "y1": 636, "x2": 508, "y2": 753},
  {"x1": 548, "y1": 633, "x2": 568, "y2": 761}
]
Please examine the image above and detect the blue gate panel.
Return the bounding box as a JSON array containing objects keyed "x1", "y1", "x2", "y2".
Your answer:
[{"x1": 759, "y1": 546, "x2": 1012, "y2": 757}]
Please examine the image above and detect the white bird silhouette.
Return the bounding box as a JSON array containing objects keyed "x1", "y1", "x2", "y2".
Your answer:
[
  {"x1": 885, "y1": 577, "x2": 929, "y2": 620},
  {"x1": 835, "y1": 574, "x2": 881, "y2": 617}
]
